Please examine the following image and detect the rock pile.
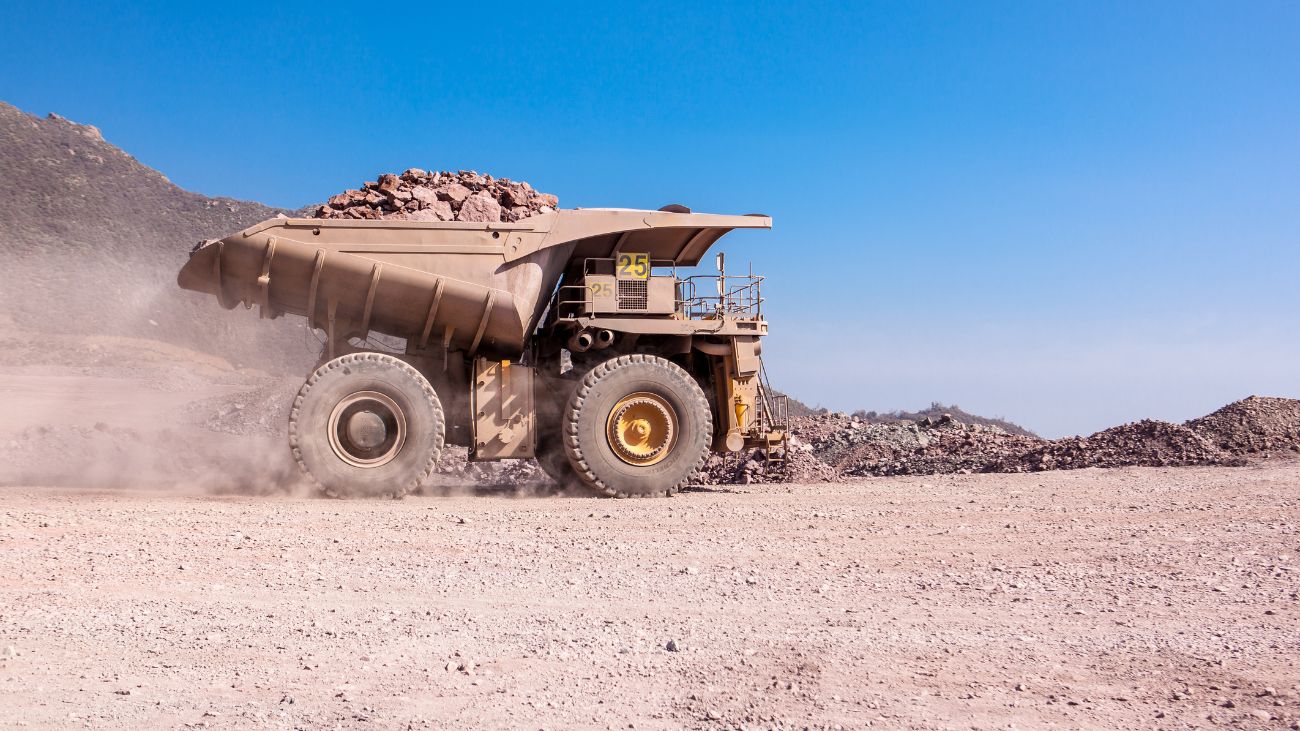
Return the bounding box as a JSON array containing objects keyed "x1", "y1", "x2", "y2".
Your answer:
[
  {"x1": 993, "y1": 420, "x2": 1243, "y2": 473},
  {"x1": 312, "y1": 170, "x2": 558, "y2": 223},
  {"x1": 701, "y1": 396, "x2": 1298, "y2": 485},
  {"x1": 796, "y1": 413, "x2": 1042, "y2": 478},
  {"x1": 1186, "y1": 396, "x2": 1300, "y2": 456},
  {"x1": 697, "y1": 440, "x2": 838, "y2": 486}
]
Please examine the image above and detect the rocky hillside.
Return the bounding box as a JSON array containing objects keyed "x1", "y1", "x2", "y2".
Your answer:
[{"x1": 0, "y1": 102, "x2": 315, "y2": 372}]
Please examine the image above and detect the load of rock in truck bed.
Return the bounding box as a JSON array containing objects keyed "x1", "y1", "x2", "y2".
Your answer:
[{"x1": 312, "y1": 169, "x2": 558, "y2": 223}]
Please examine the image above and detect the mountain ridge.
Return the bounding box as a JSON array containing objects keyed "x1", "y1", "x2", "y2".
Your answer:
[{"x1": 0, "y1": 101, "x2": 314, "y2": 372}]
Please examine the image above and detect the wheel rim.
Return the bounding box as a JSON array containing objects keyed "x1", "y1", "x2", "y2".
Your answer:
[
  {"x1": 606, "y1": 392, "x2": 678, "y2": 466},
  {"x1": 327, "y1": 391, "x2": 407, "y2": 468}
]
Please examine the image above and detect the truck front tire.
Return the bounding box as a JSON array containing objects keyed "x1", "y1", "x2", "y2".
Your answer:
[
  {"x1": 563, "y1": 354, "x2": 712, "y2": 497},
  {"x1": 289, "y1": 352, "x2": 444, "y2": 498}
]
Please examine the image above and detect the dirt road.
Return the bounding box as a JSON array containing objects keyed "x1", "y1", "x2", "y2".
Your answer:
[{"x1": 2, "y1": 463, "x2": 1297, "y2": 729}]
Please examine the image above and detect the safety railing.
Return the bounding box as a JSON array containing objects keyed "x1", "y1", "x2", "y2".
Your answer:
[
  {"x1": 555, "y1": 284, "x2": 593, "y2": 321},
  {"x1": 553, "y1": 258, "x2": 766, "y2": 322},
  {"x1": 677, "y1": 274, "x2": 764, "y2": 320}
]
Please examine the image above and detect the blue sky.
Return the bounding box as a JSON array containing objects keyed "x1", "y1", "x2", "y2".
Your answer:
[{"x1": 4, "y1": 1, "x2": 1298, "y2": 436}]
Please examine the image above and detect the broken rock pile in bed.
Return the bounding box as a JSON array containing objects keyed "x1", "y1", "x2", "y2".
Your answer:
[{"x1": 312, "y1": 170, "x2": 558, "y2": 223}]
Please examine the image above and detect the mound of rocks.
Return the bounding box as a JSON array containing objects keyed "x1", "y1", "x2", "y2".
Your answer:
[
  {"x1": 834, "y1": 418, "x2": 1040, "y2": 477},
  {"x1": 312, "y1": 170, "x2": 557, "y2": 223},
  {"x1": 777, "y1": 412, "x2": 1036, "y2": 477},
  {"x1": 697, "y1": 439, "x2": 838, "y2": 486},
  {"x1": 1186, "y1": 396, "x2": 1300, "y2": 456},
  {"x1": 991, "y1": 420, "x2": 1243, "y2": 473},
  {"x1": 831, "y1": 414, "x2": 1251, "y2": 478},
  {"x1": 702, "y1": 397, "x2": 1300, "y2": 485}
]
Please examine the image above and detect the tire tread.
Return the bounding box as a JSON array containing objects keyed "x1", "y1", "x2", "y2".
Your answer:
[
  {"x1": 288, "y1": 352, "x2": 443, "y2": 499},
  {"x1": 562, "y1": 354, "x2": 712, "y2": 498}
]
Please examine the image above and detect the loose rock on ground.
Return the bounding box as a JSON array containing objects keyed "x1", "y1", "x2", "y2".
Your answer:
[{"x1": 2, "y1": 463, "x2": 1296, "y2": 728}]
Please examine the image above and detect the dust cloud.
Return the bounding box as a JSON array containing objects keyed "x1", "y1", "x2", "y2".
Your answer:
[
  {"x1": 0, "y1": 246, "x2": 317, "y2": 495},
  {"x1": 0, "y1": 254, "x2": 556, "y2": 497}
]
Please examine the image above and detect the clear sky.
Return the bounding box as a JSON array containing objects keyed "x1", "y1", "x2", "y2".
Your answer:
[{"x1": 4, "y1": 1, "x2": 1298, "y2": 436}]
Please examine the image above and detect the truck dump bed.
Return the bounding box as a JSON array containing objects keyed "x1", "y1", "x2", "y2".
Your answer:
[{"x1": 178, "y1": 209, "x2": 771, "y2": 359}]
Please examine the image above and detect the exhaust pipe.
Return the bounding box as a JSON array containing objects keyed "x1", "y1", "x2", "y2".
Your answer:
[
  {"x1": 592, "y1": 329, "x2": 615, "y2": 349},
  {"x1": 568, "y1": 330, "x2": 594, "y2": 352}
]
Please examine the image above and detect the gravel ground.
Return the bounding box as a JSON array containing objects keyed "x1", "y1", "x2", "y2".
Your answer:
[{"x1": 2, "y1": 463, "x2": 1297, "y2": 729}]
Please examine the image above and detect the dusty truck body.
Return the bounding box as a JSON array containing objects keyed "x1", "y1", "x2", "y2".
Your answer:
[{"x1": 178, "y1": 207, "x2": 787, "y2": 497}]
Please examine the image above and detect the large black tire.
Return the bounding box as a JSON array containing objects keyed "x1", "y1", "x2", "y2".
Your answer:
[
  {"x1": 289, "y1": 352, "x2": 444, "y2": 498},
  {"x1": 563, "y1": 354, "x2": 712, "y2": 498}
]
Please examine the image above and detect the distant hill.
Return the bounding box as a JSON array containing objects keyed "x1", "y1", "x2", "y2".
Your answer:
[
  {"x1": 0, "y1": 102, "x2": 316, "y2": 372},
  {"x1": 767, "y1": 389, "x2": 823, "y2": 419},
  {"x1": 852, "y1": 402, "x2": 1037, "y2": 437},
  {"x1": 773, "y1": 387, "x2": 1037, "y2": 437}
]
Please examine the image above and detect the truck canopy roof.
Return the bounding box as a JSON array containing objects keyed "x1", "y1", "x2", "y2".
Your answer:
[{"x1": 523, "y1": 208, "x2": 772, "y2": 266}]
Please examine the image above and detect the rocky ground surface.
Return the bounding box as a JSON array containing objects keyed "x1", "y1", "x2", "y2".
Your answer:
[
  {"x1": 2, "y1": 463, "x2": 1297, "y2": 729},
  {"x1": 312, "y1": 169, "x2": 557, "y2": 223}
]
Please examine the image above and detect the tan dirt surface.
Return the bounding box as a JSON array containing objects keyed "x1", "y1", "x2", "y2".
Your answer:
[{"x1": 2, "y1": 463, "x2": 1297, "y2": 729}]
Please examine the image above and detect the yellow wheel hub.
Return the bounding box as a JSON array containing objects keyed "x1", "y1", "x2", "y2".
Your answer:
[{"x1": 606, "y1": 392, "x2": 678, "y2": 466}]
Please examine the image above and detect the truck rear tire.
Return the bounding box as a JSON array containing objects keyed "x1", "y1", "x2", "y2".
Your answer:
[
  {"x1": 289, "y1": 352, "x2": 444, "y2": 498},
  {"x1": 563, "y1": 354, "x2": 712, "y2": 498}
]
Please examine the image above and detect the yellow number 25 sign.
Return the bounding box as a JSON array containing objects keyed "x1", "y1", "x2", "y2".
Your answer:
[{"x1": 615, "y1": 253, "x2": 650, "y2": 280}]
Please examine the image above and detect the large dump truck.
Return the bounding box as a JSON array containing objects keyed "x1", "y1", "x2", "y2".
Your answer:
[{"x1": 178, "y1": 206, "x2": 788, "y2": 498}]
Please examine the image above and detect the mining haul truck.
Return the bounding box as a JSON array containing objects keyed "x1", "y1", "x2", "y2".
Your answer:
[{"x1": 178, "y1": 206, "x2": 788, "y2": 498}]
